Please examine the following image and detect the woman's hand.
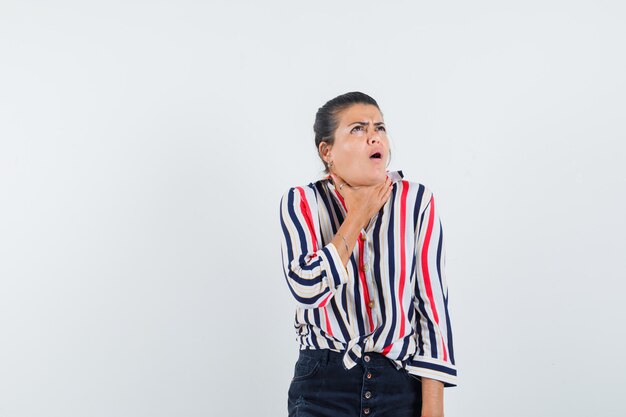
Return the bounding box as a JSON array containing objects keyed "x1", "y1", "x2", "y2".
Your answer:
[{"x1": 330, "y1": 173, "x2": 393, "y2": 229}]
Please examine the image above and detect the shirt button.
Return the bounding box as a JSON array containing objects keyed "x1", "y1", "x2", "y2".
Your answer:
[
  {"x1": 368, "y1": 300, "x2": 375, "y2": 308},
  {"x1": 362, "y1": 264, "x2": 369, "y2": 272},
  {"x1": 360, "y1": 233, "x2": 366, "y2": 241},
  {"x1": 365, "y1": 391, "x2": 372, "y2": 399},
  {"x1": 363, "y1": 408, "x2": 370, "y2": 415},
  {"x1": 366, "y1": 372, "x2": 372, "y2": 379},
  {"x1": 364, "y1": 355, "x2": 370, "y2": 363}
]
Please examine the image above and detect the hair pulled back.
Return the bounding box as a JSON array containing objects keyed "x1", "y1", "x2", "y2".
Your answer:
[{"x1": 313, "y1": 91, "x2": 381, "y2": 173}]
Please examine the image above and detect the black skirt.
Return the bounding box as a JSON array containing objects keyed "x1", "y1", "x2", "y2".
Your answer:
[{"x1": 288, "y1": 349, "x2": 423, "y2": 417}]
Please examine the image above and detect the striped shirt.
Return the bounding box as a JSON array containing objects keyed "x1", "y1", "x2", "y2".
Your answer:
[{"x1": 279, "y1": 170, "x2": 458, "y2": 387}]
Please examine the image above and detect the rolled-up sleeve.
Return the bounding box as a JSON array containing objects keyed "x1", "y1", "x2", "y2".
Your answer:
[
  {"x1": 406, "y1": 192, "x2": 458, "y2": 387},
  {"x1": 279, "y1": 186, "x2": 349, "y2": 308}
]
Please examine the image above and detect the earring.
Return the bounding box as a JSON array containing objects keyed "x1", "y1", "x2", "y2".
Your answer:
[{"x1": 328, "y1": 160, "x2": 334, "y2": 168}]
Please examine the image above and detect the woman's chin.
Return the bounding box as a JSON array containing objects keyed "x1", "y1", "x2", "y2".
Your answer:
[{"x1": 351, "y1": 170, "x2": 388, "y2": 187}]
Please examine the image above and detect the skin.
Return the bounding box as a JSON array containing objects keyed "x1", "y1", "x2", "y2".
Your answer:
[
  {"x1": 319, "y1": 103, "x2": 390, "y2": 187},
  {"x1": 318, "y1": 103, "x2": 445, "y2": 417}
]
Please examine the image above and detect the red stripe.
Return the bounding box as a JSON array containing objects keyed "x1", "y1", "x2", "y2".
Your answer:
[
  {"x1": 421, "y1": 196, "x2": 448, "y2": 361},
  {"x1": 398, "y1": 181, "x2": 409, "y2": 338},
  {"x1": 323, "y1": 307, "x2": 334, "y2": 337},
  {"x1": 333, "y1": 189, "x2": 347, "y2": 212},
  {"x1": 381, "y1": 182, "x2": 412, "y2": 358},
  {"x1": 296, "y1": 187, "x2": 318, "y2": 252},
  {"x1": 297, "y1": 187, "x2": 333, "y2": 336},
  {"x1": 319, "y1": 292, "x2": 332, "y2": 308},
  {"x1": 358, "y1": 235, "x2": 374, "y2": 331}
]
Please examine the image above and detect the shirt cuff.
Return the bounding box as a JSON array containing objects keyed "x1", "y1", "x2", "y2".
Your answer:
[
  {"x1": 319, "y1": 242, "x2": 349, "y2": 290},
  {"x1": 405, "y1": 356, "x2": 458, "y2": 387}
]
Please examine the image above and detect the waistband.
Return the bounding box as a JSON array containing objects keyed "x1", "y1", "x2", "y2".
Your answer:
[{"x1": 298, "y1": 348, "x2": 395, "y2": 368}]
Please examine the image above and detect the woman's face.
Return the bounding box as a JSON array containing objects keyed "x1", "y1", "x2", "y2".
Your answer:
[{"x1": 320, "y1": 103, "x2": 390, "y2": 187}]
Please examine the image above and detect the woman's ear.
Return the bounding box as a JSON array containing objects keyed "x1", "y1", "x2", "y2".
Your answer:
[{"x1": 319, "y1": 142, "x2": 332, "y2": 164}]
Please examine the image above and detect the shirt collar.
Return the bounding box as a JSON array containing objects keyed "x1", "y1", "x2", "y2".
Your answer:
[{"x1": 322, "y1": 170, "x2": 404, "y2": 189}]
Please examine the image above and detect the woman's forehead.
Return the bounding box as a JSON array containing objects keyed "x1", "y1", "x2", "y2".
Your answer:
[{"x1": 339, "y1": 104, "x2": 384, "y2": 124}]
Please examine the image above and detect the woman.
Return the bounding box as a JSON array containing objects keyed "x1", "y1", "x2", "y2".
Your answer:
[{"x1": 279, "y1": 92, "x2": 457, "y2": 417}]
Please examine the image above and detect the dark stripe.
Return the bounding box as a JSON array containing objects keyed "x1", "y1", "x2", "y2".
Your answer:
[
  {"x1": 382, "y1": 184, "x2": 398, "y2": 348},
  {"x1": 287, "y1": 256, "x2": 324, "y2": 285},
  {"x1": 414, "y1": 272, "x2": 435, "y2": 355},
  {"x1": 341, "y1": 283, "x2": 350, "y2": 328},
  {"x1": 424, "y1": 202, "x2": 439, "y2": 357},
  {"x1": 280, "y1": 247, "x2": 328, "y2": 305},
  {"x1": 329, "y1": 295, "x2": 351, "y2": 343},
  {"x1": 285, "y1": 279, "x2": 329, "y2": 305},
  {"x1": 413, "y1": 184, "x2": 425, "y2": 233},
  {"x1": 445, "y1": 303, "x2": 455, "y2": 365},
  {"x1": 409, "y1": 359, "x2": 457, "y2": 376},
  {"x1": 304, "y1": 310, "x2": 321, "y2": 349},
  {"x1": 413, "y1": 194, "x2": 437, "y2": 356},
  {"x1": 436, "y1": 223, "x2": 444, "y2": 302},
  {"x1": 279, "y1": 193, "x2": 295, "y2": 269},
  {"x1": 417, "y1": 196, "x2": 430, "y2": 237},
  {"x1": 397, "y1": 330, "x2": 413, "y2": 359},
  {"x1": 438, "y1": 221, "x2": 455, "y2": 365},
  {"x1": 312, "y1": 309, "x2": 322, "y2": 345},
  {"x1": 287, "y1": 188, "x2": 309, "y2": 256},
  {"x1": 350, "y1": 254, "x2": 365, "y2": 335},
  {"x1": 314, "y1": 182, "x2": 339, "y2": 235},
  {"x1": 372, "y1": 204, "x2": 387, "y2": 335},
  {"x1": 408, "y1": 193, "x2": 421, "y2": 349},
  {"x1": 281, "y1": 189, "x2": 324, "y2": 286},
  {"x1": 324, "y1": 183, "x2": 345, "y2": 227},
  {"x1": 321, "y1": 246, "x2": 343, "y2": 288}
]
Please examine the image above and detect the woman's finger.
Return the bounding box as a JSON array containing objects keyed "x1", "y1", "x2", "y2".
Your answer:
[
  {"x1": 331, "y1": 173, "x2": 349, "y2": 196},
  {"x1": 380, "y1": 178, "x2": 393, "y2": 202},
  {"x1": 377, "y1": 176, "x2": 391, "y2": 197}
]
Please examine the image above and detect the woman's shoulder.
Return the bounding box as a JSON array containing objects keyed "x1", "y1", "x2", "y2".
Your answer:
[
  {"x1": 394, "y1": 171, "x2": 435, "y2": 199},
  {"x1": 395, "y1": 175, "x2": 440, "y2": 217},
  {"x1": 279, "y1": 180, "x2": 326, "y2": 205}
]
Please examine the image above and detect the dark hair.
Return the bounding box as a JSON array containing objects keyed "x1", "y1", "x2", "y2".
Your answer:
[{"x1": 313, "y1": 91, "x2": 382, "y2": 173}]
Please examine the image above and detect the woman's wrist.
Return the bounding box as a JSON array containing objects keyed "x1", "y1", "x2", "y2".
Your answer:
[
  {"x1": 345, "y1": 211, "x2": 369, "y2": 231},
  {"x1": 332, "y1": 212, "x2": 366, "y2": 266}
]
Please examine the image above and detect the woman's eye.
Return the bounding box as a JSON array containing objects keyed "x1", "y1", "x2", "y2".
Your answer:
[{"x1": 350, "y1": 125, "x2": 385, "y2": 133}]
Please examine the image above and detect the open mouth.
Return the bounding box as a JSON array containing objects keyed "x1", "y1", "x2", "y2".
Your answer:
[{"x1": 370, "y1": 152, "x2": 382, "y2": 159}]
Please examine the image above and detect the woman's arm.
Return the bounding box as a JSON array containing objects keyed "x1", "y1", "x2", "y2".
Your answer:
[
  {"x1": 406, "y1": 191, "x2": 458, "y2": 388},
  {"x1": 280, "y1": 186, "x2": 351, "y2": 308},
  {"x1": 279, "y1": 176, "x2": 392, "y2": 308},
  {"x1": 330, "y1": 209, "x2": 367, "y2": 266},
  {"x1": 329, "y1": 173, "x2": 393, "y2": 266},
  {"x1": 421, "y1": 377, "x2": 444, "y2": 417}
]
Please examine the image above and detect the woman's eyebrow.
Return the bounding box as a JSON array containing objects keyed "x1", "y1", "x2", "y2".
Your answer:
[{"x1": 348, "y1": 121, "x2": 385, "y2": 126}]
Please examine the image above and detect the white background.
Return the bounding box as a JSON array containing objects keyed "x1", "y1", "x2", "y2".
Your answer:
[{"x1": 1, "y1": 1, "x2": 625, "y2": 416}]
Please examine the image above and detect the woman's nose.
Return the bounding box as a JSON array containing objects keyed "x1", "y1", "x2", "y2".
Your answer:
[{"x1": 368, "y1": 133, "x2": 380, "y2": 144}]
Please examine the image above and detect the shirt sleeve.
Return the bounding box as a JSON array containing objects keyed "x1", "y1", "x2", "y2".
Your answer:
[
  {"x1": 406, "y1": 192, "x2": 458, "y2": 387},
  {"x1": 279, "y1": 186, "x2": 350, "y2": 309}
]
